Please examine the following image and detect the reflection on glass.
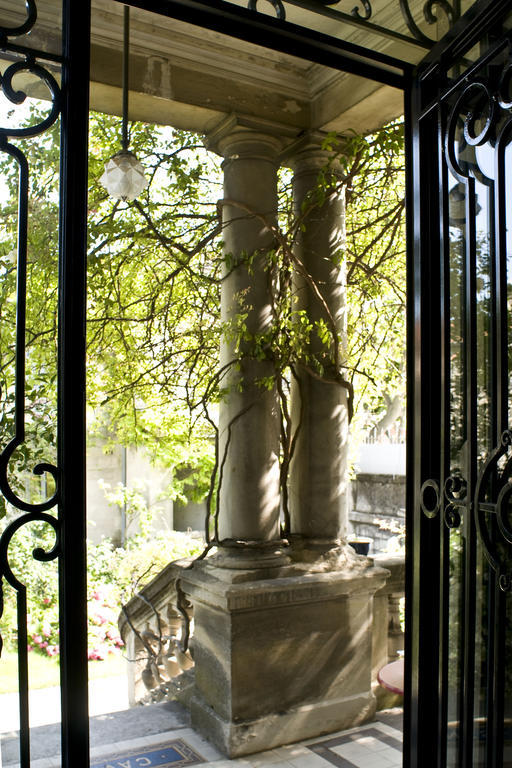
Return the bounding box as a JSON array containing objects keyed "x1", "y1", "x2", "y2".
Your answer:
[
  {"x1": 506, "y1": 143, "x2": 512, "y2": 426},
  {"x1": 473, "y1": 540, "x2": 489, "y2": 768},
  {"x1": 504, "y1": 580, "x2": 512, "y2": 766},
  {"x1": 472, "y1": 142, "x2": 493, "y2": 768},
  {"x1": 503, "y1": 137, "x2": 512, "y2": 758},
  {"x1": 444, "y1": 32, "x2": 512, "y2": 768},
  {"x1": 447, "y1": 528, "x2": 464, "y2": 767},
  {"x1": 448, "y1": 170, "x2": 466, "y2": 468},
  {"x1": 448, "y1": 14, "x2": 512, "y2": 80},
  {"x1": 474, "y1": 174, "x2": 493, "y2": 468},
  {"x1": 447, "y1": 165, "x2": 466, "y2": 768},
  {"x1": 446, "y1": 131, "x2": 495, "y2": 767}
]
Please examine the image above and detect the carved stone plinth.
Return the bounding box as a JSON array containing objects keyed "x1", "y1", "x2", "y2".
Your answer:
[{"x1": 179, "y1": 555, "x2": 388, "y2": 757}]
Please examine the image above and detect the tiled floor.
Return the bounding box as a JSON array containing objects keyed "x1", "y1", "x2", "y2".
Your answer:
[{"x1": 6, "y1": 711, "x2": 403, "y2": 768}]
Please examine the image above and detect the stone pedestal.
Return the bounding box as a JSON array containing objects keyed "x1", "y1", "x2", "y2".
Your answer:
[
  {"x1": 180, "y1": 558, "x2": 388, "y2": 757},
  {"x1": 176, "y1": 125, "x2": 393, "y2": 759}
]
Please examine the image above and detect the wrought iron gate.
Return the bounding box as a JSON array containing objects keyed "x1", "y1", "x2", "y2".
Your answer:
[
  {"x1": 406, "y1": 3, "x2": 512, "y2": 767},
  {"x1": 0, "y1": 3, "x2": 91, "y2": 767},
  {"x1": 3, "y1": 0, "x2": 511, "y2": 767}
]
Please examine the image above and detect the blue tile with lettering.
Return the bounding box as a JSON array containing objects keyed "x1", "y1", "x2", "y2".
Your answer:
[{"x1": 91, "y1": 738, "x2": 204, "y2": 768}]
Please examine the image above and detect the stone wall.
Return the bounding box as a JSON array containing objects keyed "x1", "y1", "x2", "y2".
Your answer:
[
  {"x1": 348, "y1": 474, "x2": 405, "y2": 553},
  {"x1": 172, "y1": 472, "x2": 407, "y2": 554},
  {"x1": 87, "y1": 462, "x2": 406, "y2": 553},
  {"x1": 87, "y1": 442, "x2": 173, "y2": 545}
]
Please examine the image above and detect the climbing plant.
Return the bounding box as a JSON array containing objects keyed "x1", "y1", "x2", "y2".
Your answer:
[{"x1": 0, "y1": 108, "x2": 405, "y2": 531}]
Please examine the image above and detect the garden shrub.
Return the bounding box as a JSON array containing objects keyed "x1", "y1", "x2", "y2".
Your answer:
[{"x1": 0, "y1": 519, "x2": 202, "y2": 662}]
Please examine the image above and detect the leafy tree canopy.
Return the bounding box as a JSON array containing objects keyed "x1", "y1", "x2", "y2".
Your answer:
[{"x1": 0, "y1": 106, "x2": 405, "y2": 519}]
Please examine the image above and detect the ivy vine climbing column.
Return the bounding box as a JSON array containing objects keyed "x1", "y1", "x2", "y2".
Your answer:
[
  {"x1": 288, "y1": 138, "x2": 350, "y2": 549},
  {"x1": 207, "y1": 119, "x2": 285, "y2": 563}
]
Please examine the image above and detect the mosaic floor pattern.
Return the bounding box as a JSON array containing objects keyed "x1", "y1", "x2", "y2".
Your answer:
[
  {"x1": 89, "y1": 713, "x2": 403, "y2": 768},
  {"x1": 90, "y1": 738, "x2": 204, "y2": 768},
  {"x1": 4, "y1": 710, "x2": 403, "y2": 768}
]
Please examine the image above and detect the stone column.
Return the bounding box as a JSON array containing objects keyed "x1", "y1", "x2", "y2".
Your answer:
[
  {"x1": 211, "y1": 125, "x2": 283, "y2": 555},
  {"x1": 288, "y1": 142, "x2": 350, "y2": 547},
  {"x1": 175, "y1": 130, "x2": 390, "y2": 759}
]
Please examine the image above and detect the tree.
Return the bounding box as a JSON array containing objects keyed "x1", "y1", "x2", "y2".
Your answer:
[
  {"x1": 0, "y1": 106, "x2": 406, "y2": 523},
  {"x1": 342, "y1": 124, "x2": 406, "y2": 431}
]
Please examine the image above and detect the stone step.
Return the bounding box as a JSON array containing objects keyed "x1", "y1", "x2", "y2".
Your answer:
[{"x1": 1, "y1": 700, "x2": 190, "y2": 766}]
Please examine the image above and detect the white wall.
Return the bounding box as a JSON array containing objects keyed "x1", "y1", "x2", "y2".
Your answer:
[
  {"x1": 355, "y1": 442, "x2": 406, "y2": 476},
  {"x1": 86, "y1": 442, "x2": 173, "y2": 544}
]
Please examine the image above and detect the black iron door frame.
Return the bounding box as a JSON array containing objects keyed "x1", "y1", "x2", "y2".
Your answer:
[
  {"x1": 405, "y1": 2, "x2": 512, "y2": 767},
  {"x1": 0, "y1": 4, "x2": 415, "y2": 767},
  {"x1": 1, "y1": 1, "x2": 507, "y2": 767}
]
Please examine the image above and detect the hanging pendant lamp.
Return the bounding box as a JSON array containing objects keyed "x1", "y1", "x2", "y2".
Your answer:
[{"x1": 100, "y1": 5, "x2": 148, "y2": 201}]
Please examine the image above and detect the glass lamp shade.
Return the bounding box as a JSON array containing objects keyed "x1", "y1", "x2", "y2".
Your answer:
[{"x1": 100, "y1": 150, "x2": 149, "y2": 201}]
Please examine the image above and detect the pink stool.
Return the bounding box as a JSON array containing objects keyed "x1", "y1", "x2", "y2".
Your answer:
[{"x1": 377, "y1": 659, "x2": 404, "y2": 695}]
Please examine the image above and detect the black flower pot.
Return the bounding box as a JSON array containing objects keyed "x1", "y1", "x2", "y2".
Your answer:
[{"x1": 349, "y1": 540, "x2": 370, "y2": 556}]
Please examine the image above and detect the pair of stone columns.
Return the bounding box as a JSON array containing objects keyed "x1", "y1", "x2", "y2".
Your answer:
[
  {"x1": 179, "y1": 122, "x2": 387, "y2": 757},
  {"x1": 213, "y1": 124, "x2": 349, "y2": 556}
]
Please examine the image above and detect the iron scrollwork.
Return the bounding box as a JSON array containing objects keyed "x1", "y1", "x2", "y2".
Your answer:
[
  {"x1": 475, "y1": 430, "x2": 512, "y2": 592},
  {"x1": 444, "y1": 70, "x2": 512, "y2": 186},
  {"x1": 443, "y1": 472, "x2": 467, "y2": 529},
  {"x1": 445, "y1": 80, "x2": 496, "y2": 180},
  {"x1": 420, "y1": 473, "x2": 467, "y2": 528},
  {"x1": 0, "y1": 512, "x2": 60, "y2": 657},
  {"x1": 0, "y1": 57, "x2": 61, "y2": 515},
  {"x1": 399, "y1": 0, "x2": 458, "y2": 45},
  {"x1": 0, "y1": 16, "x2": 62, "y2": 748},
  {"x1": 244, "y1": 0, "x2": 458, "y2": 45},
  {"x1": 498, "y1": 63, "x2": 512, "y2": 110},
  {"x1": 349, "y1": 0, "x2": 371, "y2": 20},
  {"x1": 420, "y1": 478, "x2": 441, "y2": 518},
  {"x1": 247, "y1": 0, "x2": 286, "y2": 19},
  {"x1": 0, "y1": 1, "x2": 37, "y2": 46},
  {"x1": 247, "y1": 0, "x2": 372, "y2": 21}
]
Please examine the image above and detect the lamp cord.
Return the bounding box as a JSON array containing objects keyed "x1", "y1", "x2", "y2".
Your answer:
[{"x1": 122, "y1": 4, "x2": 129, "y2": 151}]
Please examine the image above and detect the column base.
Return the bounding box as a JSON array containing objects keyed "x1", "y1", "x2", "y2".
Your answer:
[
  {"x1": 179, "y1": 557, "x2": 389, "y2": 757},
  {"x1": 190, "y1": 689, "x2": 376, "y2": 758},
  {"x1": 210, "y1": 539, "x2": 291, "y2": 570},
  {"x1": 289, "y1": 535, "x2": 365, "y2": 570}
]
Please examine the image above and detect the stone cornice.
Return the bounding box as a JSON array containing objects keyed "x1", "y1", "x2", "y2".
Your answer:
[
  {"x1": 205, "y1": 113, "x2": 302, "y2": 156},
  {"x1": 280, "y1": 130, "x2": 348, "y2": 174},
  {"x1": 180, "y1": 558, "x2": 389, "y2": 613}
]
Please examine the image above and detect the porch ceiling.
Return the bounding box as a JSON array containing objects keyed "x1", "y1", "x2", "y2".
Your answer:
[{"x1": 0, "y1": 0, "x2": 472, "y2": 140}]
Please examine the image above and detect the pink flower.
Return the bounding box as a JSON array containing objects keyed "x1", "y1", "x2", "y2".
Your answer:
[
  {"x1": 88, "y1": 648, "x2": 105, "y2": 661},
  {"x1": 43, "y1": 597, "x2": 51, "y2": 605},
  {"x1": 27, "y1": 645, "x2": 33, "y2": 652}
]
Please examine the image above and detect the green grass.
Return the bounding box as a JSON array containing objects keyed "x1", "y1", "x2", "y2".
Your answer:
[{"x1": 0, "y1": 651, "x2": 126, "y2": 694}]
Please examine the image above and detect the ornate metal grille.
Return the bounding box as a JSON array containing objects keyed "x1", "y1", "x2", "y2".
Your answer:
[
  {"x1": 409, "y1": 6, "x2": 512, "y2": 767},
  {"x1": 0, "y1": 3, "x2": 91, "y2": 768},
  {"x1": 240, "y1": 0, "x2": 462, "y2": 46},
  {"x1": 0, "y1": 8, "x2": 62, "y2": 765}
]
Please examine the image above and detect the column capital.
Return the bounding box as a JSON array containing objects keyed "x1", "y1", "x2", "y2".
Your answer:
[
  {"x1": 205, "y1": 113, "x2": 293, "y2": 160},
  {"x1": 281, "y1": 130, "x2": 347, "y2": 178}
]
